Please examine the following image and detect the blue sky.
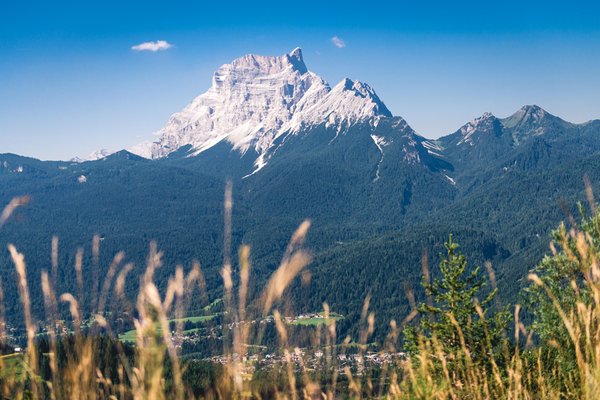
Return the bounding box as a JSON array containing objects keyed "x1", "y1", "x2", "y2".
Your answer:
[{"x1": 1, "y1": 0, "x2": 600, "y2": 160}]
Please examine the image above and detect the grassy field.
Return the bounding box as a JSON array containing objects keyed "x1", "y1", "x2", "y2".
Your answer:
[
  {"x1": 203, "y1": 298, "x2": 222, "y2": 311},
  {"x1": 118, "y1": 314, "x2": 218, "y2": 342},
  {"x1": 0, "y1": 353, "x2": 24, "y2": 380}
]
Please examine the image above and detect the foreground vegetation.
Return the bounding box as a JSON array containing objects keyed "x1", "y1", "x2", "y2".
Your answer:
[{"x1": 3, "y1": 188, "x2": 600, "y2": 399}]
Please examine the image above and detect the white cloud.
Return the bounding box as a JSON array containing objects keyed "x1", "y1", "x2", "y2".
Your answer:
[
  {"x1": 331, "y1": 36, "x2": 346, "y2": 49},
  {"x1": 131, "y1": 40, "x2": 173, "y2": 52}
]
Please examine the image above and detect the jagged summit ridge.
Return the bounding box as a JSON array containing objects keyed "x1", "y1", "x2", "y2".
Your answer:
[
  {"x1": 448, "y1": 105, "x2": 574, "y2": 147},
  {"x1": 130, "y1": 48, "x2": 393, "y2": 171},
  {"x1": 455, "y1": 112, "x2": 497, "y2": 146}
]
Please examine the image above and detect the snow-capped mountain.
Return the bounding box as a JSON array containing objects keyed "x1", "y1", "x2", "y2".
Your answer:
[
  {"x1": 130, "y1": 48, "x2": 392, "y2": 172},
  {"x1": 71, "y1": 148, "x2": 114, "y2": 163}
]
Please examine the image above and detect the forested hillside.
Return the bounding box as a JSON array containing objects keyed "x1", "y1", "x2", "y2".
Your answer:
[{"x1": 1, "y1": 105, "x2": 600, "y2": 340}]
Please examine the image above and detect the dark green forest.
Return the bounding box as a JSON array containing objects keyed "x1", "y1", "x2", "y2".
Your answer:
[{"x1": 1, "y1": 107, "x2": 599, "y2": 343}]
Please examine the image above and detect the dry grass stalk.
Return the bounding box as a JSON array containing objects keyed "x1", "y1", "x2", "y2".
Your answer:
[
  {"x1": 8, "y1": 244, "x2": 39, "y2": 398},
  {"x1": 0, "y1": 276, "x2": 6, "y2": 340},
  {"x1": 0, "y1": 196, "x2": 30, "y2": 228},
  {"x1": 41, "y1": 271, "x2": 59, "y2": 399},
  {"x1": 262, "y1": 221, "x2": 312, "y2": 315}
]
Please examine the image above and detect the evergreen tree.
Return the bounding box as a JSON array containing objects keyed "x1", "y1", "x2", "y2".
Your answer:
[
  {"x1": 404, "y1": 235, "x2": 509, "y2": 366},
  {"x1": 525, "y1": 205, "x2": 600, "y2": 388}
]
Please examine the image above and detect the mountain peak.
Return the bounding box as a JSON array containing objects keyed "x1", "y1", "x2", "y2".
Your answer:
[
  {"x1": 286, "y1": 47, "x2": 306, "y2": 73},
  {"x1": 289, "y1": 46, "x2": 302, "y2": 58},
  {"x1": 499, "y1": 104, "x2": 570, "y2": 144},
  {"x1": 104, "y1": 150, "x2": 145, "y2": 162},
  {"x1": 502, "y1": 105, "x2": 551, "y2": 129},
  {"x1": 284, "y1": 78, "x2": 392, "y2": 134},
  {"x1": 518, "y1": 104, "x2": 547, "y2": 119},
  {"x1": 339, "y1": 77, "x2": 355, "y2": 89},
  {"x1": 455, "y1": 112, "x2": 497, "y2": 145},
  {"x1": 72, "y1": 148, "x2": 113, "y2": 162},
  {"x1": 494, "y1": 104, "x2": 577, "y2": 144},
  {"x1": 337, "y1": 78, "x2": 376, "y2": 96},
  {"x1": 520, "y1": 104, "x2": 545, "y2": 113},
  {"x1": 219, "y1": 48, "x2": 309, "y2": 81},
  {"x1": 131, "y1": 48, "x2": 394, "y2": 170},
  {"x1": 329, "y1": 78, "x2": 392, "y2": 117}
]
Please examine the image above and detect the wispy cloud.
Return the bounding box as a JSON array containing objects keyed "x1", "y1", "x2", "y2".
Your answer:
[
  {"x1": 131, "y1": 40, "x2": 173, "y2": 52},
  {"x1": 331, "y1": 36, "x2": 346, "y2": 49}
]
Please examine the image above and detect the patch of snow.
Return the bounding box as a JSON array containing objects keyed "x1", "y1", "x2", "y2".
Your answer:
[
  {"x1": 370, "y1": 134, "x2": 390, "y2": 181},
  {"x1": 422, "y1": 140, "x2": 443, "y2": 152},
  {"x1": 427, "y1": 150, "x2": 444, "y2": 157},
  {"x1": 73, "y1": 149, "x2": 113, "y2": 162},
  {"x1": 403, "y1": 147, "x2": 420, "y2": 164},
  {"x1": 370, "y1": 134, "x2": 390, "y2": 149},
  {"x1": 443, "y1": 174, "x2": 456, "y2": 185},
  {"x1": 392, "y1": 118, "x2": 408, "y2": 129}
]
